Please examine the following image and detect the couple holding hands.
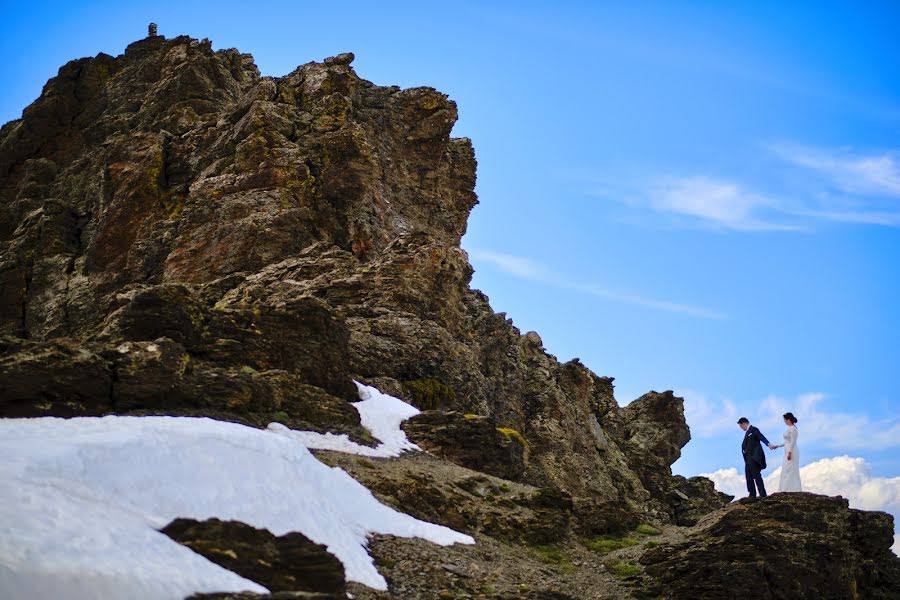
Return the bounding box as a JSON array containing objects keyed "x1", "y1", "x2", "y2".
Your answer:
[{"x1": 738, "y1": 412, "x2": 802, "y2": 498}]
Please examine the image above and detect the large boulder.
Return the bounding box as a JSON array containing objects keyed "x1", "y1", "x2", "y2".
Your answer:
[
  {"x1": 161, "y1": 518, "x2": 346, "y2": 597},
  {"x1": 402, "y1": 411, "x2": 528, "y2": 480},
  {"x1": 668, "y1": 475, "x2": 734, "y2": 526}
]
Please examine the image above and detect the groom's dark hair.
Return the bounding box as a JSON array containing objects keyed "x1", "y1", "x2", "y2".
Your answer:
[{"x1": 737, "y1": 417, "x2": 749, "y2": 424}]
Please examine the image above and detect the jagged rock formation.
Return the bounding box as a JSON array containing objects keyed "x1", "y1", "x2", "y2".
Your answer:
[
  {"x1": 2, "y1": 30, "x2": 897, "y2": 600},
  {"x1": 0, "y1": 30, "x2": 693, "y2": 531},
  {"x1": 667, "y1": 475, "x2": 734, "y2": 526},
  {"x1": 639, "y1": 493, "x2": 900, "y2": 599}
]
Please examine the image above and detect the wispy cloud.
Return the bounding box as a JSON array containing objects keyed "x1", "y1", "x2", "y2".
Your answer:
[
  {"x1": 467, "y1": 250, "x2": 547, "y2": 281},
  {"x1": 759, "y1": 392, "x2": 900, "y2": 452},
  {"x1": 566, "y1": 144, "x2": 900, "y2": 230},
  {"x1": 702, "y1": 456, "x2": 900, "y2": 555},
  {"x1": 681, "y1": 389, "x2": 900, "y2": 451},
  {"x1": 772, "y1": 144, "x2": 900, "y2": 197},
  {"x1": 648, "y1": 176, "x2": 798, "y2": 231},
  {"x1": 469, "y1": 249, "x2": 728, "y2": 320},
  {"x1": 571, "y1": 172, "x2": 801, "y2": 232},
  {"x1": 680, "y1": 389, "x2": 741, "y2": 438}
]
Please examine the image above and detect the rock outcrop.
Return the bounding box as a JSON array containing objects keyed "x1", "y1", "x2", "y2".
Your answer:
[
  {"x1": 161, "y1": 518, "x2": 346, "y2": 597},
  {"x1": 667, "y1": 474, "x2": 734, "y2": 526},
  {"x1": 2, "y1": 28, "x2": 897, "y2": 600},
  {"x1": 639, "y1": 493, "x2": 900, "y2": 599},
  {"x1": 402, "y1": 411, "x2": 528, "y2": 480},
  {"x1": 0, "y1": 30, "x2": 691, "y2": 532}
]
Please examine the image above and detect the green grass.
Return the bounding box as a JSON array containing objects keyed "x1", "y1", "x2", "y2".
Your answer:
[
  {"x1": 529, "y1": 545, "x2": 576, "y2": 573},
  {"x1": 585, "y1": 535, "x2": 639, "y2": 553},
  {"x1": 604, "y1": 558, "x2": 641, "y2": 578},
  {"x1": 635, "y1": 524, "x2": 662, "y2": 536},
  {"x1": 644, "y1": 540, "x2": 663, "y2": 548}
]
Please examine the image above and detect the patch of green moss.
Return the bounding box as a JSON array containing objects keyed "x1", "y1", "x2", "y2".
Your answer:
[
  {"x1": 239, "y1": 365, "x2": 258, "y2": 375},
  {"x1": 463, "y1": 413, "x2": 479, "y2": 419},
  {"x1": 286, "y1": 169, "x2": 317, "y2": 206},
  {"x1": 635, "y1": 524, "x2": 662, "y2": 536},
  {"x1": 402, "y1": 378, "x2": 456, "y2": 410},
  {"x1": 177, "y1": 354, "x2": 191, "y2": 376},
  {"x1": 419, "y1": 96, "x2": 443, "y2": 110},
  {"x1": 313, "y1": 93, "x2": 350, "y2": 130},
  {"x1": 585, "y1": 534, "x2": 639, "y2": 553},
  {"x1": 272, "y1": 410, "x2": 289, "y2": 423},
  {"x1": 498, "y1": 483, "x2": 510, "y2": 492},
  {"x1": 644, "y1": 540, "x2": 662, "y2": 548},
  {"x1": 529, "y1": 544, "x2": 576, "y2": 573},
  {"x1": 604, "y1": 558, "x2": 641, "y2": 578},
  {"x1": 496, "y1": 427, "x2": 530, "y2": 454},
  {"x1": 162, "y1": 193, "x2": 185, "y2": 219}
]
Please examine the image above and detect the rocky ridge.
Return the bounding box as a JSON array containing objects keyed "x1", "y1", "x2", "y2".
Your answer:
[{"x1": 1, "y1": 28, "x2": 897, "y2": 599}]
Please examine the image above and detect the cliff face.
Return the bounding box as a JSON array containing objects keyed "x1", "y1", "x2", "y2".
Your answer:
[
  {"x1": 0, "y1": 31, "x2": 696, "y2": 530},
  {"x1": 1, "y1": 31, "x2": 896, "y2": 599}
]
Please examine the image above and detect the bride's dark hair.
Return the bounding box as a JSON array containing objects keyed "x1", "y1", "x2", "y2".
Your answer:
[{"x1": 783, "y1": 412, "x2": 798, "y2": 424}]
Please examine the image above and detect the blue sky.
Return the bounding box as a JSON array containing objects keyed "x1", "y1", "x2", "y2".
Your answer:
[{"x1": 2, "y1": 1, "x2": 898, "y2": 507}]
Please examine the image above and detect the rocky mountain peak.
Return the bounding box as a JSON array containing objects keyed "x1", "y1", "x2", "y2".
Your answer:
[{"x1": 2, "y1": 31, "x2": 897, "y2": 599}]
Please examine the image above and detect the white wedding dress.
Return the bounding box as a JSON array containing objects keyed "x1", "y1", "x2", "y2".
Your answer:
[{"x1": 778, "y1": 425, "x2": 802, "y2": 492}]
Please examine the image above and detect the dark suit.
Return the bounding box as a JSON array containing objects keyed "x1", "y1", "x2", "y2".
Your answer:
[{"x1": 741, "y1": 425, "x2": 770, "y2": 497}]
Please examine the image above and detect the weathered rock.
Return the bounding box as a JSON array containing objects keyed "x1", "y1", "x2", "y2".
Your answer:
[
  {"x1": 612, "y1": 390, "x2": 691, "y2": 519},
  {"x1": 161, "y1": 518, "x2": 346, "y2": 597},
  {"x1": 319, "y1": 450, "x2": 572, "y2": 546},
  {"x1": 402, "y1": 411, "x2": 527, "y2": 480},
  {"x1": 639, "y1": 493, "x2": 900, "y2": 599},
  {"x1": 0, "y1": 29, "x2": 743, "y2": 536},
  {"x1": 0, "y1": 336, "x2": 112, "y2": 416},
  {"x1": 668, "y1": 475, "x2": 734, "y2": 526}
]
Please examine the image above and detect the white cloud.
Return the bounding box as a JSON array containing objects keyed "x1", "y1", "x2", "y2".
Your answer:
[
  {"x1": 758, "y1": 392, "x2": 900, "y2": 452},
  {"x1": 680, "y1": 389, "x2": 740, "y2": 437},
  {"x1": 467, "y1": 250, "x2": 547, "y2": 281},
  {"x1": 701, "y1": 455, "x2": 900, "y2": 555},
  {"x1": 772, "y1": 144, "x2": 900, "y2": 197},
  {"x1": 468, "y1": 249, "x2": 727, "y2": 320},
  {"x1": 681, "y1": 390, "x2": 900, "y2": 451},
  {"x1": 649, "y1": 176, "x2": 793, "y2": 231},
  {"x1": 564, "y1": 143, "x2": 900, "y2": 230},
  {"x1": 570, "y1": 172, "x2": 797, "y2": 231}
]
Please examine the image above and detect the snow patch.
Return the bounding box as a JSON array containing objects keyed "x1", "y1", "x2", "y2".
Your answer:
[
  {"x1": 268, "y1": 381, "x2": 421, "y2": 457},
  {"x1": 0, "y1": 383, "x2": 473, "y2": 599}
]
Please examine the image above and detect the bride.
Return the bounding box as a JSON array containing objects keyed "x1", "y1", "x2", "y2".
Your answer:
[{"x1": 769, "y1": 412, "x2": 802, "y2": 492}]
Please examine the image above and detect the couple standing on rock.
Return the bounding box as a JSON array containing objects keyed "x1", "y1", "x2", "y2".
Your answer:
[{"x1": 738, "y1": 413, "x2": 802, "y2": 497}]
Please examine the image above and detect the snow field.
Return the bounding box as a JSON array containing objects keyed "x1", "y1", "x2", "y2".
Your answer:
[{"x1": 0, "y1": 382, "x2": 474, "y2": 599}]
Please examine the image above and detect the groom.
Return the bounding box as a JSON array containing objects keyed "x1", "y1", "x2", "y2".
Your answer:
[{"x1": 737, "y1": 417, "x2": 771, "y2": 497}]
